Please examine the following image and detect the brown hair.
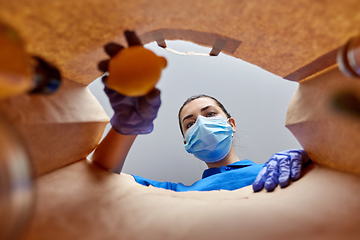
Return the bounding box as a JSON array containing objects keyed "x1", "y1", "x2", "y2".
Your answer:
[{"x1": 178, "y1": 94, "x2": 231, "y2": 136}]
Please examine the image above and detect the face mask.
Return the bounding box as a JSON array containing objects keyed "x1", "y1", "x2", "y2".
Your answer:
[{"x1": 184, "y1": 115, "x2": 234, "y2": 163}]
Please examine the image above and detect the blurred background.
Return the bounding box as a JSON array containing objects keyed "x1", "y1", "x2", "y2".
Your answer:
[{"x1": 88, "y1": 40, "x2": 301, "y2": 185}]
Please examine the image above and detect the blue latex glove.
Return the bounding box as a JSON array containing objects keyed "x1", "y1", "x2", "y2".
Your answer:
[
  {"x1": 98, "y1": 31, "x2": 162, "y2": 135},
  {"x1": 104, "y1": 85, "x2": 161, "y2": 135},
  {"x1": 252, "y1": 149, "x2": 311, "y2": 192}
]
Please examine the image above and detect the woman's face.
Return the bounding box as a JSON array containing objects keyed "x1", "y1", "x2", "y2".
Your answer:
[{"x1": 179, "y1": 97, "x2": 235, "y2": 137}]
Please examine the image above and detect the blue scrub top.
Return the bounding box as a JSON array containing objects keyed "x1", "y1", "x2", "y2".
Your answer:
[{"x1": 132, "y1": 159, "x2": 264, "y2": 192}]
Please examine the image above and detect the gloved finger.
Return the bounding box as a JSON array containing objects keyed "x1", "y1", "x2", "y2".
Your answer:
[
  {"x1": 264, "y1": 159, "x2": 279, "y2": 192},
  {"x1": 98, "y1": 60, "x2": 109, "y2": 72},
  {"x1": 301, "y1": 150, "x2": 311, "y2": 165},
  {"x1": 146, "y1": 88, "x2": 161, "y2": 98},
  {"x1": 137, "y1": 93, "x2": 161, "y2": 119},
  {"x1": 143, "y1": 88, "x2": 161, "y2": 107},
  {"x1": 101, "y1": 75, "x2": 108, "y2": 84},
  {"x1": 290, "y1": 152, "x2": 302, "y2": 181},
  {"x1": 278, "y1": 155, "x2": 291, "y2": 188},
  {"x1": 124, "y1": 30, "x2": 143, "y2": 46},
  {"x1": 104, "y1": 43, "x2": 124, "y2": 57},
  {"x1": 252, "y1": 166, "x2": 267, "y2": 192},
  {"x1": 103, "y1": 82, "x2": 126, "y2": 100}
]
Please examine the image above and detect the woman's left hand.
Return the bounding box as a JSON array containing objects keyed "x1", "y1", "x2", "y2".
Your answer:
[{"x1": 252, "y1": 149, "x2": 311, "y2": 192}]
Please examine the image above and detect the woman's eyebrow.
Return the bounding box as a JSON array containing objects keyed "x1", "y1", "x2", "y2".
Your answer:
[
  {"x1": 200, "y1": 105, "x2": 213, "y2": 112},
  {"x1": 182, "y1": 114, "x2": 193, "y2": 123},
  {"x1": 182, "y1": 105, "x2": 215, "y2": 123}
]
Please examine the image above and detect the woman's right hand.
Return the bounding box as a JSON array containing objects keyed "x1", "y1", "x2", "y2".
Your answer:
[
  {"x1": 98, "y1": 31, "x2": 161, "y2": 135},
  {"x1": 104, "y1": 85, "x2": 161, "y2": 135}
]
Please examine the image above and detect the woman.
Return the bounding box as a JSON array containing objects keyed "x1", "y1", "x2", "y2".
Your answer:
[
  {"x1": 92, "y1": 86, "x2": 309, "y2": 192},
  {"x1": 92, "y1": 32, "x2": 310, "y2": 192}
]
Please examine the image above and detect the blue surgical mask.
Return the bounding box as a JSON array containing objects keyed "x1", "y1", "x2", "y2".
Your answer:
[{"x1": 184, "y1": 115, "x2": 234, "y2": 163}]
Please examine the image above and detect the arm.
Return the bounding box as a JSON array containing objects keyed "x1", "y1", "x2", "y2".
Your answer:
[
  {"x1": 92, "y1": 128, "x2": 137, "y2": 172},
  {"x1": 90, "y1": 85, "x2": 160, "y2": 172},
  {"x1": 91, "y1": 30, "x2": 163, "y2": 173}
]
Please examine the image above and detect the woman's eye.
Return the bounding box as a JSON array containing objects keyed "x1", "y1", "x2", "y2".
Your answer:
[
  {"x1": 206, "y1": 112, "x2": 216, "y2": 117},
  {"x1": 186, "y1": 122, "x2": 195, "y2": 129}
]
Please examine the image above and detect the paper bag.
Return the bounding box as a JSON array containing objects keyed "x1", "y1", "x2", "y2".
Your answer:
[
  {"x1": 0, "y1": 0, "x2": 359, "y2": 84},
  {"x1": 0, "y1": 78, "x2": 109, "y2": 176},
  {"x1": 286, "y1": 66, "x2": 360, "y2": 174}
]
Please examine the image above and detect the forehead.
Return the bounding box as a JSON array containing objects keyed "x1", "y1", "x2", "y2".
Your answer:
[{"x1": 180, "y1": 97, "x2": 220, "y2": 120}]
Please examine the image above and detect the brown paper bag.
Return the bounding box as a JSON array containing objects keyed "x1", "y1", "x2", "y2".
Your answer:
[
  {"x1": 1, "y1": 0, "x2": 359, "y2": 84},
  {"x1": 20, "y1": 160, "x2": 360, "y2": 240},
  {"x1": 286, "y1": 66, "x2": 360, "y2": 174},
  {"x1": 0, "y1": 78, "x2": 109, "y2": 176}
]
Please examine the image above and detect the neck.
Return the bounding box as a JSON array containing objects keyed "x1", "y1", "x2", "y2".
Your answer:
[{"x1": 205, "y1": 146, "x2": 239, "y2": 168}]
